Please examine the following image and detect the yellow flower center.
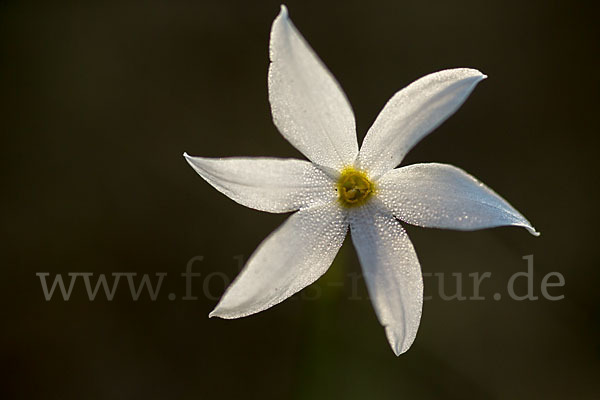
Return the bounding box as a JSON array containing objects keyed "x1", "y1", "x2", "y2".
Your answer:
[{"x1": 337, "y1": 167, "x2": 375, "y2": 208}]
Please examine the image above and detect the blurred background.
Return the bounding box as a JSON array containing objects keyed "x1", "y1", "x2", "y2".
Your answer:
[{"x1": 1, "y1": 0, "x2": 598, "y2": 398}]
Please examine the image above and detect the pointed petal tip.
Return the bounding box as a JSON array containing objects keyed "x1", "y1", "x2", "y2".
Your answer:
[
  {"x1": 441, "y1": 67, "x2": 486, "y2": 79},
  {"x1": 273, "y1": 4, "x2": 290, "y2": 25},
  {"x1": 384, "y1": 322, "x2": 415, "y2": 356},
  {"x1": 392, "y1": 341, "x2": 413, "y2": 356},
  {"x1": 449, "y1": 68, "x2": 487, "y2": 83},
  {"x1": 272, "y1": 6, "x2": 290, "y2": 44},
  {"x1": 389, "y1": 339, "x2": 409, "y2": 357},
  {"x1": 183, "y1": 152, "x2": 198, "y2": 167},
  {"x1": 466, "y1": 69, "x2": 487, "y2": 82},
  {"x1": 390, "y1": 340, "x2": 403, "y2": 356},
  {"x1": 519, "y1": 221, "x2": 540, "y2": 237},
  {"x1": 208, "y1": 306, "x2": 229, "y2": 319},
  {"x1": 467, "y1": 67, "x2": 486, "y2": 77},
  {"x1": 276, "y1": 4, "x2": 288, "y2": 20},
  {"x1": 208, "y1": 304, "x2": 245, "y2": 320},
  {"x1": 472, "y1": 68, "x2": 486, "y2": 76}
]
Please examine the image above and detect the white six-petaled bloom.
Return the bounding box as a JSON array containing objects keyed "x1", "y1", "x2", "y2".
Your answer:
[{"x1": 184, "y1": 5, "x2": 539, "y2": 356}]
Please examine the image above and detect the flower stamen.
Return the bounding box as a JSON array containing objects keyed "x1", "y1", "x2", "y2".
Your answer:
[{"x1": 337, "y1": 167, "x2": 375, "y2": 208}]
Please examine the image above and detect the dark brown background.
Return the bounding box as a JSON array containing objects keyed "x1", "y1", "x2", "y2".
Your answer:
[{"x1": 2, "y1": 0, "x2": 598, "y2": 399}]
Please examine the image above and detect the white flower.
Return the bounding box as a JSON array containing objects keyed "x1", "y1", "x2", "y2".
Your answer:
[{"x1": 184, "y1": 5, "x2": 538, "y2": 356}]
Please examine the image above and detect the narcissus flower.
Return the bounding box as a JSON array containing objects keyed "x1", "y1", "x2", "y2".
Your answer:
[{"x1": 184, "y1": 5, "x2": 538, "y2": 355}]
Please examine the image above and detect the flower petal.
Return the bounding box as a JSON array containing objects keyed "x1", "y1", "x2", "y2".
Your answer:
[
  {"x1": 357, "y1": 68, "x2": 486, "y2": 178},
  {"x1": 184, "y1": 154, "x2": 336, "y2": 213},
  {"x1": 268, "y1": 5, "x2": 358, "y2": 170},
  {"x1": 378, "y1": 163, "x2": 539, "y2": 235},
  {"x1": 349, "y1": 199, "x2": 423, "y2": 356},
  {"x1": 210, "y1": 201, "x2": 348, "y2": 319}
]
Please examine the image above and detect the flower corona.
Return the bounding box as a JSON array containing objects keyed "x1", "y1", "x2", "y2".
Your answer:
[{"x1": 337, "y1": 167, "x2": 375, "y2": 208}]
